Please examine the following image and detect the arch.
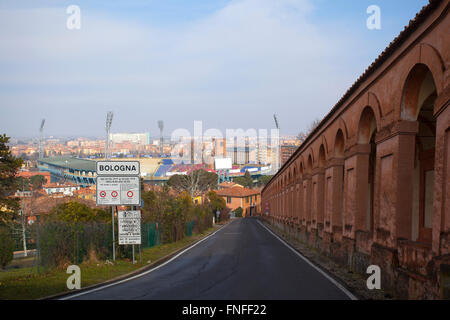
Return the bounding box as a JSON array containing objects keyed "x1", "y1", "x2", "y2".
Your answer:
[
  {"x1": 307, "y1": 154, "x2": 313, "y2": 173},
  {"x1": 334, "y1": 129, "x2": 345, "y2": 158},
  {"x1": 357, "y1": 106, "x2": 378, "y2": 144},
  {"x1": 396, "y1": 44, "x2": 445, "y2": 120},
  {"x1": 368, "y1": 92, "x2": 384, "y2": 118},
  {"x1": 405, "y1": 62, "x2": 438, "y2": 243},
  {"x1": 338, "y1": 118, "x2": 350, "y2": 141},
  {"x1": 318, "y1": 144, "x2": 326, "y2": 168},
  {"x1": 401, "y1": 63, "x2": 438, "y2": 121},
  {"x1": 320, "y1": 135, "x2": 329, "y2": 157}
]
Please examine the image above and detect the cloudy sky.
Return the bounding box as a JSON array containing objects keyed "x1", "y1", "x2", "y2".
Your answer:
[{"x1": 0, "y1": 0, "x2": 429, "y2": 139}]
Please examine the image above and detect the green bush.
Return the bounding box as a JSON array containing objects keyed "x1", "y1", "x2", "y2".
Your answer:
[
  {"x1": 234, "y1": 207, "x2": 243, "y2": 218},
  {"x1": 39, "y1": 221, "x2": 112, "y2": 268},
  {"x1": 0, "y1": 227, "x2": 14, "y2": 269}
]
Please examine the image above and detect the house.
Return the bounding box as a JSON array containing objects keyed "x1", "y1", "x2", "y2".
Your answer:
[
  {"x1": 216, "y1": 187, "x2": 262, "y2": 217},
  {"x1": 43, "y1": 182, "x2": 80, "y2": 197}
]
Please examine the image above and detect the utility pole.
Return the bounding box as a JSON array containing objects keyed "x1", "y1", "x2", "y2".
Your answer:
[{"x1": 105, "y1": 111, "x2": 116, "y2": 261}]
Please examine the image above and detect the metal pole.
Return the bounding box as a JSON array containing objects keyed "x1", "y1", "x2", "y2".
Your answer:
[
  {"x1": 132, "y1": 244, "x2": 135, "y2": 264},
  {"x1": 112, "y1": 206, "x2": 116, "y2": 261}
]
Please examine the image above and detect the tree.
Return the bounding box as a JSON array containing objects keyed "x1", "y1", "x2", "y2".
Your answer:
[
  {"x1": 0, "y1": 226, "x2": 14, "y2": 269},
  {"x1": 49, "y1": 201, "x2": 108, "y2": 224},
  {"x1": 233, "y1": 170, "x2": 253, "y2": 189},
  {"x1": 0, "y1": 134, "x2": 23, "y2": 226},
  {"x1": 257, "y1": 175, "x2": 273, "y2": 187},
  {"x1": 30, "y1": 175, "x2": 47, "y2": 191},
  {"x1": 167, "y1": 169, "x2": 218, "y2": 198},
  {"x1": 207, "y1": 191, "x2": 226, "y2": 213},
  {"x1": 297, "y1": 118, "x2": 321, "y2": 144},
  {"x1": 234, "y1": 207, "x2": 243, "y2": 218}
]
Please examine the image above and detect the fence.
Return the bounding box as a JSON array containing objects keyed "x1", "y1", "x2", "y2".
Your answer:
[
  {"x1": 141, "y1": 223, "x2": 161, "y2": 248},
  {"x1": 8, "y1": 219, "x2": 195, "y2": 269},
  {"x1": 186, "y1": 221, "x2": 194, "y2": 237},
  {"x1": 11, "y1": 227, "x2": 35, "y2": 252}
]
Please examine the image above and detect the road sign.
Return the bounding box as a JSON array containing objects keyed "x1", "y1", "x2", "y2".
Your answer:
[
  {"x1": 96, "y1": 176, "x2": 140, "y2": 205},
  {"x1": 118, "y1": 210, "x2": 141, "y2": 245},
  {"x1": 96, "y1": 161, "x2": 140, "y2": 176}
]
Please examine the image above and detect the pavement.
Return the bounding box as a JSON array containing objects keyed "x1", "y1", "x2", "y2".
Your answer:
[{"x1": 63, "y1": 218, "x2": 354, "y2": 300}]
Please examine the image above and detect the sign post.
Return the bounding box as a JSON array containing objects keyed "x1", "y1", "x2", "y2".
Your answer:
[
  {"x1": 96, "y1": 161, "x2": 141, "y2": 262},
  {"x1": 118, "y1": 210, "x2": 141, "y2": 264}
]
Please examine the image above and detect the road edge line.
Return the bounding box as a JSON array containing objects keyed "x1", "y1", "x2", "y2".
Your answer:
[
  {"x1": 256, "y1": 219, "x2": 358, "y2": 301},
  {"x1": 53, "y1": 220, "x2": 233, "y2": 300}
]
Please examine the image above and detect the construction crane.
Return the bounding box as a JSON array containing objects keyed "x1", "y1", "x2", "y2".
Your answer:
[
  {"x1": 39, "y1": 119, "x2": 45, "y2": 159},
  {"x1": 273, "y1": 114, "x2": 281, "y2": 172},
  {"x1": 273, "y1": 114, "x2": 279, "y2": 130},
  {"x1": 158, "y1": 120, "x2": 164, "y2": 156},
  {"x1": 105, "y1": 111, "x2": 114, "y2": 159}
]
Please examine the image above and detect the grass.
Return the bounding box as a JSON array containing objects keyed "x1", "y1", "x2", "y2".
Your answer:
[{"x1": 0, "y1": 226, "x2": 219, "y2": 300}]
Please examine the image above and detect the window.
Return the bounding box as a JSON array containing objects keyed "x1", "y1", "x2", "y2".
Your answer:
[{"x1": 227, "y1": 197, "x2": 231, "y2": 204}]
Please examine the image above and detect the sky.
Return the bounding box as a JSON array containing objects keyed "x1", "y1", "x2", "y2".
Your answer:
[{"x1": 0, "y1": 0, "x2": 430, "y2": 139}]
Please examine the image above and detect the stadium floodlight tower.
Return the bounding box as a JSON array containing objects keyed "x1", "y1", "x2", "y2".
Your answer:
[
  {"x1": 39, "y1": 119, "x2": 45, "y2": 160},
  {"x1": 105, "y1": 111, "x2": 116, "y2": 261},
  {"x1": 158, "y1": 120, "x2": 164, "y2": 156},
  {"x1": 105, "y1": 111, "x2": 114, "y2": 159}
]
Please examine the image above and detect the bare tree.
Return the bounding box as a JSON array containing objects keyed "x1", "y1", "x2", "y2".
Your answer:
[
  {"x1": 297, "y1": 118, "x2": 321, "y2": 144},
  {"x1": 167, "y1": 170, "x2": 217, "y2": 198}
]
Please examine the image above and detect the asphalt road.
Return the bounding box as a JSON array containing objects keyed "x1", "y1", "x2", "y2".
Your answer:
[{"x1": 65, "y1": 218, "x2": 354, "y2": 300}]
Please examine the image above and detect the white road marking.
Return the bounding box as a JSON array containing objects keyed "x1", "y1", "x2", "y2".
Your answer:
[
  {"x1": 59, "y1": 221, "x2": 235, "y2": 300},
  {"x1": 256, "y1": 220, "x2": 358, "y2": 300}
]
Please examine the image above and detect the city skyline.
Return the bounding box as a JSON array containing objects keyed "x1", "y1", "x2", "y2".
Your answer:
[{"x1": 1, "y1": 0, "x2": 429, "y2": 138}]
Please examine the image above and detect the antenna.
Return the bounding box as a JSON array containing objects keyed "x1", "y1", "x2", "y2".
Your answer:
[
  {"x1": 39, "y1": 119, "x2": 45, "y2": 159},
  {"x1": 158, "y1": 120, "x2": 164, "y2": 156},
  {"x1": 105, "y1": 111, "x2": 114, "y2": 159}
]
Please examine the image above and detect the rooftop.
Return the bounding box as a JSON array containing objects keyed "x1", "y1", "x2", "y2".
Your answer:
[
  {"x1": 216, "y1": 186, "x2": 262, "y2": 198},
  {"x1": 39, "y1": 156, "x2": 96, "y2": 172}
]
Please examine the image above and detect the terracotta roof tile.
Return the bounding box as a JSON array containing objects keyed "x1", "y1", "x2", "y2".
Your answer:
[{"x1": 216, "y1": 187, "x2": 261, "y2": 198}]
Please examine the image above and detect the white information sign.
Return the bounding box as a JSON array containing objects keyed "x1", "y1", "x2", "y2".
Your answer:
[
  {"x1": 214, "y1": 158, "x2": 232, "y2": 170},
  {"x1": 96, "y1": 161, "x2": 140, "y2": 176},
  {"x1": 118, "y1": 210, "x2": 141, "y2": 245},
  {"x1": 96, "y1": 176, "x2": 140, "y2": 205}
]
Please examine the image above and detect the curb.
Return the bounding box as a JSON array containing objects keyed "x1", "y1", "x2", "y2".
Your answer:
[{"x1": 41, "y1": 222, "x2": 230, "y2": 300}]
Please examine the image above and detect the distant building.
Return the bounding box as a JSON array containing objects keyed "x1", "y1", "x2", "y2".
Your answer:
[
  {"x1": 43, "y1": 182, "x2": 80, "y2": 197},
  {"x1": 110, "y1": 133, "x2": 150, "y2": 145},
  {"x1": 74, "y1": 185, "x2": 97, "y2": 201},
  {"x1": 17, "y1": 170, "x2": 52, "y2": 187},
  {"x1": 281, "y1": 145, "x2": 298, "y2": 166}
]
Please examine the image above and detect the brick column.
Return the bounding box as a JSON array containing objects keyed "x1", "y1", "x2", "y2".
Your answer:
[
  {"x1": 343, "y1": 144, "x2": 371, "y2": 238},
  {"x1": 303, "y1": 175, "x2": 312, "y2": 229},
  {"x1": 432, "y1": 87, "x2": 449, "y2": 255},
  {"x1": 374, "y1": 121, "x2": 418, "y2": 248}
]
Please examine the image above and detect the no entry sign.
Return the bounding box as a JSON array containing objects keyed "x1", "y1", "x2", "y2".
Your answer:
[
  {"x1": 118, "y1": 210, "x2": 141, "y2": 245},
  {"x1": 96, "y1": 161, "x2": 141, "y2": 206}
]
